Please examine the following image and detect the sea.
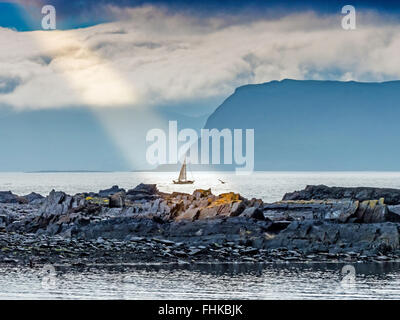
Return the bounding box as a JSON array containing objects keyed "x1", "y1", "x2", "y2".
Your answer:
[{"x1": 1, "y1": 171, "x2": 400, "y2": 300}]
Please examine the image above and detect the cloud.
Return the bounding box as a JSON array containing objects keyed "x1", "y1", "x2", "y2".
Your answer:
[{"x1": 1, "y1": 6, "x2": 400, "y2": 110}]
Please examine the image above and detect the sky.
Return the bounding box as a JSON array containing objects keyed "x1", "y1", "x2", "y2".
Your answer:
[
  {"x1": 1, "y1": 0, "x2": 400, "y2": 112},
  {"x1": 1, "y1": 0, "x2": 400, "y2": 171}
]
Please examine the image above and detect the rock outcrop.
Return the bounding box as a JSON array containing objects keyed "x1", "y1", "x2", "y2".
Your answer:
[
  {"x1": 98, "y1": 185, "x2": 125, "y2": 198},
  {"x1": 0, "y1": 191, "x2": 21, "y2": 204},
  {"x1": 38, "y1": 190, "x2": 85, "y2": 217},
  {"x1": 4, "y1": 185, "x2": 264, "y2": 237},
  {"x1": 22, "y1": 192, "x2": 44, "y2": 203},
  {"x1": 283, "y1": 185, "x2": 400, "y2": 205},
  {"x1": 263, "y1": 198, "x2": 400, "y2": 223},
  {"x1": 3, "y1": 183, "x2": 400, "y2": 264},
  {"x1": 126, "y1": 183, "x2": 160, "y2": 201},
  {"x1": 265, "y1": 220, "x2": 400, "y2": 255},
  {"x1": 171, "y1": 190, "x2": 261, "y2": 222},
  {"x1": 108, "y1": 192, "x2": 125, "y2": 208}
]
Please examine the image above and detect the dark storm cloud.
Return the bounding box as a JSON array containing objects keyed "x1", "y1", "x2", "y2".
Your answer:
[{"x1": 5, "y1": 0, "x2": 400, "y2": 30}]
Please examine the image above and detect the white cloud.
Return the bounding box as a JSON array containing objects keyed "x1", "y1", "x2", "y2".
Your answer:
[{"x1": 1, "y1": 6, "x2": 400, "y2": 110}]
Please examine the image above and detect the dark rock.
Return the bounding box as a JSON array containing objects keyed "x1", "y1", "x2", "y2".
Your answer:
[
  {"x1": 126, "y1": 183, "x2": 159, "y2": 201},
  {"x1": 239, "y1": 207, "x2": 265, "y2": 220},
  {"x1": 188, "y1": 248, "x2": 203, "y2": 256},
  {"x1": 22, "y1": 192, "x2": 44, "y2": 203},
  {"x1": 242, "y1": 247, "x2": 258, "y2": 255},
  {"x1": 70, "y1": 202, "x2": 101, "y2": 216},
  {"x1": 99, "y1": 185, "x2": 125, "y2": 198},
  {"x1": 129, "y1": 236, "x2": 145, "y2": 242},
  {"x1": 108, "y1": 192, "x2": 125, "y2": 208},
  {"x1": 175, "y1": 208, "x2": 200, "y2": 221},
  {"x1": 38, "y1": 190, "x2": 83, "y2": 217},
  {"x1": 152, "y1": 238, "x2": 175, "y2": 245},
  {"x1": 263, "y1": 202, "x2": 317, "y2": 221},
  {"x1": 230, "y1": 201, "x2": 246, "y2": 216},
  {"x1": 0, "y1": 191, "x2": 19, "y2": 203},
  {"x1": 266, "y1": 221, "x2": 291, "y2": 233},
  {"x1": 283, "y1": 185, "x2": 400, "y2": 205},
  {"x1": 192, "y1": 189, "x2": 212, "y2": 199},
  {"x1": 248, "y1": 198, "x2": 263, "y2": 208},
  {"x1": 127, "y1": 183, "x2": 158, "y2": 195},
  {"x1": 198, "y1": 206, "x2": 219, "y2": 220},
  {"x1": 46, "y1": 223, "x2": 62, "y2": 235},
  {"x1": 338, "y1": 201, "x2": 359, "y2": 223},
  {"x1": 264, "y1": 220, "x2": 400, "y2": 254},
  {"x1": 387, "y1": 205, "x2": 400, "y2": 222},
  {"x1": 265, "y1": 198, "x2": 393, "y2": 224}
]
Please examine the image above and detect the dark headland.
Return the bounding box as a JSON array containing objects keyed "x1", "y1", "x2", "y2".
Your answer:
[{"x1": 1, "y1": 184, "x2": 400, "y2": 266}]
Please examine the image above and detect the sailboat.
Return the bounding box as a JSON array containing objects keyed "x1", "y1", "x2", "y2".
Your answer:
[{"x1": 173, "y1": 157, "x2": 194, "y2": 184}]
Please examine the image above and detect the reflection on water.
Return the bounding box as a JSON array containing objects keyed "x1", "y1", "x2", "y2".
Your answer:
[{"x1": 1, "y1": 262, "x2": 400, "y2": 299}]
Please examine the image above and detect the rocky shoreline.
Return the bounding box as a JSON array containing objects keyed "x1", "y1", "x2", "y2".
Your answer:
[{"x1": 1, "y1": 184, "x2": 400, "y2": 266}]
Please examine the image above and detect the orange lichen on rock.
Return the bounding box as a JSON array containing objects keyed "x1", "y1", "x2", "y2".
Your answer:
[
  {"x1": 207, "y1": 192, "x2": 241, "y2": 208},
  {"x1": 193, "y1": 188, "x2": 212, "y2": 199}
]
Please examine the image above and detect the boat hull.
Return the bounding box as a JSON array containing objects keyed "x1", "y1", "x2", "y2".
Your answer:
[{"x1": 173, "y1": 180, "x2": 194, "y2": 184}]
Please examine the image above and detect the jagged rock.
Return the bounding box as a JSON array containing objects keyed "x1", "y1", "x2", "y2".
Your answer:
[
  {"x1": 197, "y1": 192, "x2": 242, "y2": 219},
  {"x1": 263, "y1": 201, "x2": 320, "y2": 221},
  {"x1": 22, "y1": 192, "x2": 44, "y2": 203},
  {"x1": 266, "y1": 221, "x2": 291, "y2": 232},
  {"x1": 0, "y1": 191, "x2": 19, "y2": 203},
  {"x1": 264, "y1": 220, "x2": 400, "y2": 254},
  {"x1": 248, "y1": 198, "x2": 263, "y2": 208},
  {"x1": 193, "y1": 189, "x2": 212, "y2": 200},
  {"x1": 108, "y1": 192, "x2": 125, "y2": 208},
  {"x1": 175, "y1": 208, "x2": 200, "y2": 221},
  {"x1": 198, "y1": 206, "x2": 219, "y2": 219},
  {"x1": 230, "y1": 201, "x2": 246, "y2": 216},
  {"x1": 338, "y1": 201, "x2": 359, "y2": 222},
  {"x1": 264, "y1": 198, "x2": 394, "y2": 224},
  {"x1": 159, "y1": 201, "x2": 171, "y2": 214},
  {"x1": 388, "y1": 205, "x2": 400, "y2": 222},
  {"x1": 240, "y1": 207, "x2": 265, "y2": 220},
  {"x1": 127, "y1": 183, "x2": 158, "y2": 195},
  {"x1": 283, "y1": 185, "x2": 400, "y2": 205},
  {"x1": 365, "y1": 202, "x2": 383, "y2": 222},
  {"x1": 149, "y1": 198, "x2": 161, "y2": 213},
  {"x1": 388, "y1": 205, "x2": 400, "y2": 215},
  {"x1": 98, "y1": 185, "x2": 125, "y2": 198},
  {"x1": 170, "y1": 201, "x2": 185, "y2": 218},
  {"x1": 38, "y1": 190, "x2": 84, "y2": 217},
  {"x1": 171, "y1": 191, "x2": 258, "y2": 221},
  {"x1": 216, "y1": 203, "x2": 233, "y2": 217},
  {"x1": 126, "y1": 183, "x2": 159, "y2": 201},
  {"x1": 170, "y1": 192, "x2": 191, "y2": 200}
]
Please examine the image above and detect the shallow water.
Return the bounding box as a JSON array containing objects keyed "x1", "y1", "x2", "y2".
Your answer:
[
  {"x1": 1, "y1": 171, "x2": 400, "y2": 202},
  {"x1": 1, "y1": 262, "x2": 400, "y2": 299}
]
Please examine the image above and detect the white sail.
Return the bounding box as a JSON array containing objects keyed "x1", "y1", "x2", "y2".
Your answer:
[{"x1": 178, "y1": 158, "x2": 187, "y2": 181}]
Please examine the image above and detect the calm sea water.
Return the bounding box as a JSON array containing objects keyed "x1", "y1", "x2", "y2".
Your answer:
[
  {"x1": 1, "y1": 171, "x2": 400, "y2": 299},
  {"x1": 1, "y1": 171, "x2": 400, "y2": 202},
  {"x1": 1, "y1": 262, "x2": 400, "y2": 300}
]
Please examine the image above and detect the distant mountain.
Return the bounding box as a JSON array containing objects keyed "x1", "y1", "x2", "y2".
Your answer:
[
  {"x1": 204, "y1": 79, "x2": 400, "y2": 171},
  {"x1": 3, "y1": 79, "x2": 400, "y2": 172}
]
